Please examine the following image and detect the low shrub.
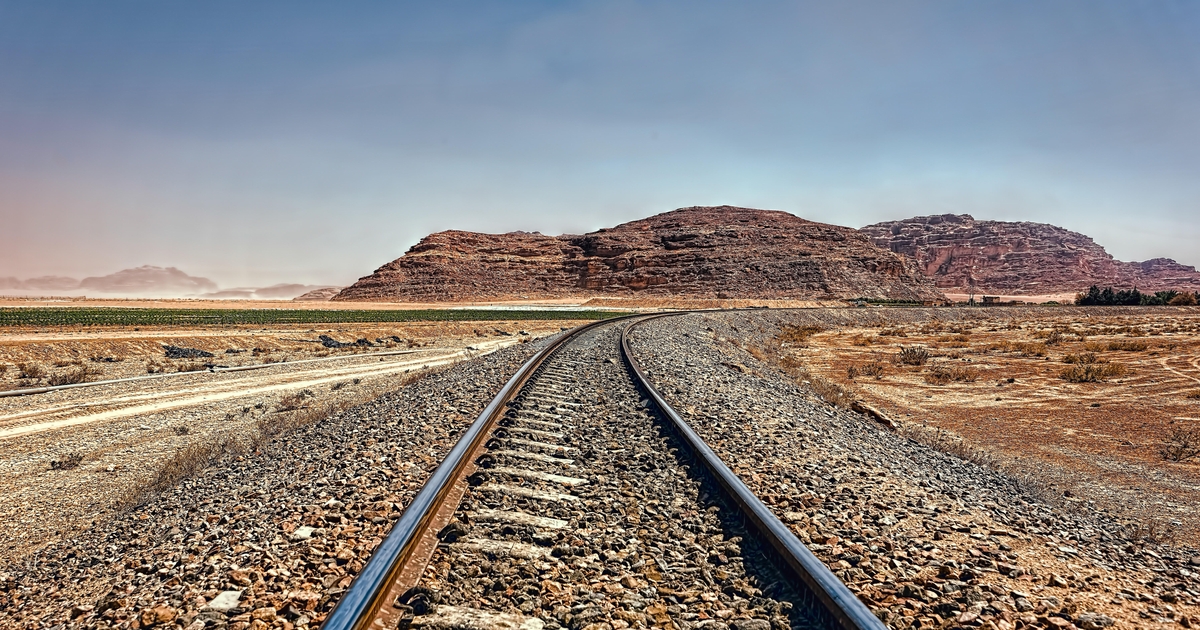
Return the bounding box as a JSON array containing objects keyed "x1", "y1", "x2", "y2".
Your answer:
[
  {"x1": 1187, "y1": 391, "x2": 1200, "y2": 400},
  {"x1": 847, "y1": 361, "x2": 886, "y2": 379},
  {"x1": 850, "y1": 335, "x2": 876, "y2": 347},
  {"x1": 16, "y1": 362, "x2": 47, "y2": 380},
  {"x1": 48, "y1": 367, "x2": 97, "y2": 386},
  {"x1": 924, "y1": 364, "x2": 979, "y2": 385},
  {"x1": 1106, "y1": 340, "x2": 1149, "y2": 352},
  {"x1": 778, "y1": 324, "x2": 824, "y2": 345},
  {"x1": 1060, "y1": 362, "x2": 1128, "y2": 383},
  {"x1": 878, "y1": 328, "x2": 908, "y2": 337},
  {"x1": 896, "y1": 346, "x2": 930, "y2": 366},
  {"x1": 1062, "y1": 352, "x2": 1098, "y2": 365},
  {"x1": 175, "y1": 362, "x2": 209, "y2": 373},
  {"x1": 1170, "y1": 293, "x2": 1198, "y2": 306},
  {"x1": 1160, "y1": 428, "x2": 1200, "y2": 462},
  {"x1": 50, "y1": 452, "x2": 84, "y2": 470},
  {"x1": 0, "y1": 364, "x2": 7, "y2": 377}
]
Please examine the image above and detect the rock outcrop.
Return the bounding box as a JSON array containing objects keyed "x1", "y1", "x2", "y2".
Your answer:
[
  {"x1": 862, "y1": 214, "x2": 1200, "y2": 294},
  {"x1": 334, "y1": 206, "x2": 943, "y2": 302}
]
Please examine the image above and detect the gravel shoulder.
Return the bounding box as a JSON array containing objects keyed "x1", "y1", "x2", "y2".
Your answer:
[
  {"x1": 629, "y1": 311, "x2": 1200, "y2": 629},
  {"x1": 0, "y1": 336, "x2": 557, "y2": 629}
]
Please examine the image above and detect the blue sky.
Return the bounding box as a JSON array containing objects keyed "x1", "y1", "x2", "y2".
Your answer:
[{"x1": 1, "y1": 1, "x2": 1198, "y2": 287}]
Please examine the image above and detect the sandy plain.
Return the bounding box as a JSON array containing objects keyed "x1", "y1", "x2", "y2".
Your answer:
[{"x1": 768, "y1": 307, "x2": 1200, "y2": 546}]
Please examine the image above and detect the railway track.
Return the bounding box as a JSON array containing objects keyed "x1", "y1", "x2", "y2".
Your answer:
[{"x1": 323, "y1": 316, "x2": 884, "y2": 630}]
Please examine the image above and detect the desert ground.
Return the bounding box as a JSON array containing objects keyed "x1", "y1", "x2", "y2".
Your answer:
[
  {"x1": 752, "y1": 306, "x2": 1200, "y2": 546},
  {"x1": 0, "y1": 316, "x2": 586, "y2": 564}
]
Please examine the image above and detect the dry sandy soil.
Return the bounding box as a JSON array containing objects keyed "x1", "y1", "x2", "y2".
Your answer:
[
  {"x1": 0, "y1": 319, "x2": 583, "y2": 564},
  {"x1": 764, "y1": 307, "x2": 1200, "y2": 546}
]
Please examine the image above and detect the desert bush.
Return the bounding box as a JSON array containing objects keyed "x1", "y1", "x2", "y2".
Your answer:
[
  {"x1": 1187, "y1": 391, "x2": 1200, "y2": 400},
  {"x1": 0, "y1": 364, "x2": 7, "y2": 377},
  {"x1": 878, "y1": 327, "x2": 908, "y2": 337},
  {"x1": 48, "y1": 367, "x2": 97, "y2": 386},
  {"x1": 175, "y1": 362, "x2": 209, "y2": 373},
  {"x1": 1169, "y1": 293, "x2": 1198, "y2": 306},
  {"x1": 924, "y1": 364, "x2": 979, "y2": 385},
  {"x1": 50, "y1": 452, "x2": 84, "y2": 470},
  {"x1": 1062, "y1": 352, "x2": 1098, "y2": 365},
  {"x1": 1106, "y1": 339, "x2": 1149, "y2": 352},
  {"x1": 896, "y1": 346, "x2": 930, "y2": 366},
  {"x1": 850, "y1": 335, "x2": 876, "y2": 347},
  {"x1": 276, "y1": 389, "x2": 315, "y2": 411},
  {"x1": 859, "y1": 361, "x2": 886, "y2": 378},
  {"x1": 16, "y1": 362, "x2": 47, "y2": 380},
  {"x1": 1044, "y1": 330, "x2": 1066, "y2": 346},
  {"x1": 174, "y1": 425, "x2": 190, "y2": 436},
  {"x1": 1060, "y1": 362, "x2": 1128, "y2": 383},
  {"x1": 778, "y1": 324, "x2": 824, "y2": 345},
  {"x1": 1160, "y1": 428, "x2": 1200, "y2": 462},
  {"x1": 987, "y1": 340, "x2": 1047, "y2": 356}
]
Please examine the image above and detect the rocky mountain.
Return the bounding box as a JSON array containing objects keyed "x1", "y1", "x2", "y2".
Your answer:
[
  {"x1": 862, "y1": 214, "x2": 1200, "y2": 294},
  {"x1": 333, "y1": 206, "x2": 943, "y2": 302}
]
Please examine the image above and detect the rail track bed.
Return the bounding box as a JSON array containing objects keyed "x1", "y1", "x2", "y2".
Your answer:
[{"x1": 331, "y1": 319, "x2": 874, "y2": 630}]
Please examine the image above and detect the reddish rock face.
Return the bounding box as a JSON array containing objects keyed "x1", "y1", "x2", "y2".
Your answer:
[
  {"x1": 334, "y1": 206, "x2": 943, "y2": 302},
  {"x1": 862, "y1": 214, "x2": 1200, "y2": 294}
]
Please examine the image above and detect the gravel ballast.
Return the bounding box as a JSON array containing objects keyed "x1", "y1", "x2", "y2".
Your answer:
[{"x1": 627, "y1": 311, "x2": 1200, "y2": 629}]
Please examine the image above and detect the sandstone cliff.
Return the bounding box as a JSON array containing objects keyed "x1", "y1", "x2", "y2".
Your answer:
[
  {"x1": 334, "y1": 206, "x2": 943, "y2": 302},
  {"x1": 862, "y1": 214, "x2": 1200, "y2": 294}
]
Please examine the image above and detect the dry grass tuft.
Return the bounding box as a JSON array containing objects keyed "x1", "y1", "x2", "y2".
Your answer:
[
  {"x1": 778, "y1": 324, "x2": 824, "y2": 345},
  {"x1": 1062, "y1": 352, "x2": 1098, "y2": 365},
  {"x1": 276, "y1": 389, "x2": 315, "y2": 411},
  {"x1": 896, "y1": 346, "x2": 930, "y2": 366},
  {"x1": 47, "y1": 366, "x2": 101, "y2": 386},
  {"x1": 16, "y1": 362, "x2": 47, "y2": 380},
  {"x1": 1060, "y1": 362, "x2": 1128, "y2": 383},
  {"x1": 924, "y1": 364, "x2": 979, "y2": 385},
  {"x1": 878, "y1": 327, "x2": 908, "y2": 338},
  {"x1": 1186, "y1": 390, "x2": 1200, "y2": 400},
  {"x1": 849, "y1": 335, "x2": 876, "y2": 347},
  {"x1": 1106, "y1": 339, "x2": 1150, "y2": 352},
  {"x1": 848, "y1": 360, "x2": 886, "y2": 380}
]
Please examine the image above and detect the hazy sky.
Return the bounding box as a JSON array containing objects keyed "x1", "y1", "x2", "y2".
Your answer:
[{"x1": 2, "y1": 2, "x2": 1198, "y2": 287}]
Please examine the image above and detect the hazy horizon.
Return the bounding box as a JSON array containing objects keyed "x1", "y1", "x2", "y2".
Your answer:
[{"x1": 2, "y1": 2, "x2": 1198, "y2": 288}]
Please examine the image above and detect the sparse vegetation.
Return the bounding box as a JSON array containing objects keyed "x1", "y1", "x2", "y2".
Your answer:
[
  {"x1": 47, "y1": 366, "x2": 99, "y2": 386},
  {"x1": 1160, "y1": 428, "x2": 1200, "y2": 462},
  {"x1": 849, "y1": 335, "x2": 876, "y2": 346},
  {"x1": 1105, "y1": 339, "x2": 1149, "y2": 352},
  {"x1": 778, "y1": 324, "x2": 823, "y2": 345},
  {"x1": 1186, "y1": 390, "x2": 1200, "y2": 400},
  {"x1": 175, "y1": 362, "x2": 209, "y2": 373},
  {"x1": 1062, "y1": 352, "x2": 1098, "y2": 365},
  {"x1": 173, "y1": 425, "x2": 190, "y2": 436},
  {"x1": 847, "y1": 360, "x2": 886, "y2": 380},
  {"x1": 50, "y1": 452, "x2": 84, "y2": 470},
  {"x1": 896, "y1": 346, "x2": 930, "y2": 366},
  {"x1": 276, "y1": 389, "x2": 316, "y2": 411},
  {"x1": 923, "y1": 364, "x2": 979, "y2": 385},
  {"x1": 16, "y1": 362, "x2": 47, "y2": 381},
  {"x1": 1060, "y1": 362, "x2": 1128, "y2": 382}
]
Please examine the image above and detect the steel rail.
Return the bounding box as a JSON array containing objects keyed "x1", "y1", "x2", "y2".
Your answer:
[
  {"x1": 621, "y1": 314, "x2": 887, "y2": 630},
  {"x1": 321, "y1": 316, "x2": 633, "y2": 630}
]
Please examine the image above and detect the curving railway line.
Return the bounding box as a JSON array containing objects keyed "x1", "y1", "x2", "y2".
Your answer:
[{"x1": 322, "y1": 316, "x2": 885, "y2": 630}]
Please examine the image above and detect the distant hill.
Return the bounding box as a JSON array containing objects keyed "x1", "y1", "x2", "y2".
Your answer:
[
  {"x1": 862, "y1": 214, "x2": 1200, "y2": 294},
  {"x1": 333, "y1": 206, "x2": 944, "y2": 302},
  {"x1": 79, "y1": 266, "x2": 217, "y2": 294}
]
